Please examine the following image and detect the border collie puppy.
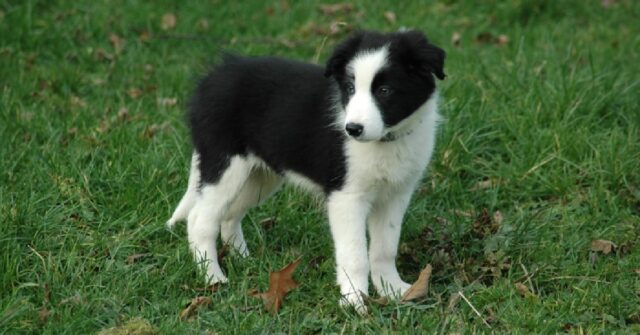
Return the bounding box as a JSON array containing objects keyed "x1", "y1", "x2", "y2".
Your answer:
[{"x1": 167, "y1": 30, "x2": 445, "y2": 312}]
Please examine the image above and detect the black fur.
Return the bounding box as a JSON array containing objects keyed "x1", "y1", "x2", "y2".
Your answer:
[
  {"x1": 189, "y1": 30, "x2": 445, "y2": 193},
  {"x1": 189, "y1": 55, "x2": 347, "y2": 192}
]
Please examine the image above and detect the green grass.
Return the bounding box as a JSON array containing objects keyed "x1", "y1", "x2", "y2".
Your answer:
[{"x1": 1, "y1": 0, "x2": 639, "y2": 333}]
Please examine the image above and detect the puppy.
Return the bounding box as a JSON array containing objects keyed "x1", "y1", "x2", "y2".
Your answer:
[{"x1": 168, "y1": 30, "x2": 445, "y2": 312}]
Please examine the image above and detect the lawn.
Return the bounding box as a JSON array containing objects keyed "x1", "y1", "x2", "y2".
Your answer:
[{"x1": 1, "y1": 0, "x2": 639, "y2": 333}]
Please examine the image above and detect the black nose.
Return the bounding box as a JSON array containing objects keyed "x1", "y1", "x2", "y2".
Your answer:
[{"x1": 345, "y1": 123, "x2": 364, "y2": 137}]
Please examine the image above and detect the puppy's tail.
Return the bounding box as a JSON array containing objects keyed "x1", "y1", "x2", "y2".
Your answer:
[{"x1": 166, "y1": 152, "x2": 200, "y2": 229}]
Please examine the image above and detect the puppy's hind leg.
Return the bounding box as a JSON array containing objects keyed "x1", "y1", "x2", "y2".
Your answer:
[
  {"x1": 167, "y1": 152, "x2": 200, "y2": 229},
  {"x1": 187, "y1": 155, "x2": 252, "y2": 284},
  {"x1": 221, "y1": 168, "x2": 282, "y2": 257}
]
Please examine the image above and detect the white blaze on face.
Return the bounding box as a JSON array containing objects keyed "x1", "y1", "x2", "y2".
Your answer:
[{"x1": 345, "y1": 46, "x2": 389, "y2": 141}]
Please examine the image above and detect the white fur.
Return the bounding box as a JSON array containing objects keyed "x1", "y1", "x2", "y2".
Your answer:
[{"x1": 344, "y1": 47, "x2": 389, "y2": 141}]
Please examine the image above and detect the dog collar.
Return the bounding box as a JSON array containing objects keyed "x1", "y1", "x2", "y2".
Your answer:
[{"x1": 380, "y1": 129, "x2": 413, "y2": 142}]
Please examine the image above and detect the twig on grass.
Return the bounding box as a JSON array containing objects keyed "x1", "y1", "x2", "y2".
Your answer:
[{"x1": 458, "y1": 290, "x2": 491, "y2": 329}]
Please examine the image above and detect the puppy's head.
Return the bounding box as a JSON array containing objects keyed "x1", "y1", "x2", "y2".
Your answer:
[{"x1": 325, "y1": 30, "x2": 446, "y2": 142}]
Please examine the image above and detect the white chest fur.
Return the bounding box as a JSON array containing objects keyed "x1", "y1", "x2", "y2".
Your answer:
[{"x1": 342, "y1": 95, "x2": 440, "y2": 194}]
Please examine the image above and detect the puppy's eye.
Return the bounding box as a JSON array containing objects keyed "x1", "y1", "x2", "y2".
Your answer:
[
  {"x1": 345, "y1": 83, "x2": 355, "y2": 95},
  {"x1": 376, "y1": 86, "x2": 392, "y2": 97}
]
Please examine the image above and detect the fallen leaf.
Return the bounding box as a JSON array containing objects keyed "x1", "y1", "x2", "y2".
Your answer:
[
  {"x1": 514, "y1": 282, "x2": 535, "y2": 298},
  {"x1": 138, "y1": 30, "x2": 151, "y2": 42},
  {"x1": 250, "y1": 257, "x2": 301, "y2": 314},
  {"x1": 383, "y1": 11, "x2": 396, "y2": 24},
  {"x1": 451, "y1": 31, "x2": 461, "y2": 47},
  {"x1": 591, "y1": 239, "x2": 616, "y2": 254},
  {"x1": 108, "y1": 33, "x2": 125, "y2": 54},
  {"x1": 318, "y1": 3, "x2": 353, "y2": 16},
  {"x1": 161, "y1": 13, "x2": 177, "y2": 30},
  {"x1": 634, "y1": 269, "x2": 640, "y2": 275},
  {"x1": 401, "y1": 264, "x2": 432, "y2": 302},
  {"x1": 128, "y1": 87, "x2": 142, "y2": 99},
  {"x1": 38, "y1": 307, "x2": 51, "y2": 323},
  {"x1": 126, "y1": 253, "x2": 151, "y2": 264},
  {"x1": 179, "y1": 296, "x2": 211, "y2": 321}
]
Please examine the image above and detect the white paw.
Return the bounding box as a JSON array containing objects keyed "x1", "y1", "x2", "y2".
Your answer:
[
  {"x1": 374, "y1": 278, "x2": 411, "y2": 299},
  {"x1": 339, "y1": 291, "x2": 368, "y2": 315},
  {"x1": 208, "y1": 273, "x2": 228, "y2": 285}
]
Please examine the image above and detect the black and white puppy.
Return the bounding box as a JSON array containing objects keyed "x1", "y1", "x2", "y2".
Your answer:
[{"x1": 167, "y1": 30, "x2": 445, "y2": 311}]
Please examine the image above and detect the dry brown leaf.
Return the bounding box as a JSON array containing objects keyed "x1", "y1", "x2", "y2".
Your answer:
[
  {"x1": 128, "y1": 87, "x2": 142, "y2": 99},
  {"x1": 591, "y1": 239, "x2": 616, "y2": 254},
  {"x1": 514, "y1": 282, "x2": 530, "y2": 297},
  {"x1": 38, "y1": 307, "x2": 51, "y2": 323},
  {"x1": 383, "y1": 11, "x2": 396, "y2": 24},
  {"x1": 318, "y1": 3, "x2": 353, "y2": 16},
  {"x1": 634, "y1": 269, "x2": 640, "y2": 275},
  {"x1": 161, "y1": 13, "x2": 177, "y2": 30},
  {"x1": 139, "y1": 31, "x2": 151, "y2": 42},
  {"x1": 401, "y1": 264, "x2": 432, "y2": 302},
  {"x1": 179, "y1": 296, "x2": 211, "y2": 321},
  {"x1": 108, "y1": 33, "x2": 125, "y2": 54},
  {"x1": 451, "y1": 32, "x2": 461, "y2": 47},
  {"x1": 250, "y1": 257, "x2": 301, "y2": 314}
]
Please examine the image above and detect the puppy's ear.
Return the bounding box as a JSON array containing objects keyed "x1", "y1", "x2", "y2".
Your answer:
[
  {"x1": 324, "y1": 32, "x2": 365, "y2": 78},
  {"x1": 396, "y1": 30, "x2": 446, "y2": 80}
]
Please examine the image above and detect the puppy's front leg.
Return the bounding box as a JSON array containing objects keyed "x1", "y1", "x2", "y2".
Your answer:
[
  {"x1": 327, "y1": 191, "x2": 372, "y2": 313},
  {"x1": 368, "y1": 191, "x2": 413, "y2": 298}
]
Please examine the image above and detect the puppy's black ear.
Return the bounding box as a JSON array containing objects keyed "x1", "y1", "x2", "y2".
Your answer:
[
  {"x1": 324, "y1": 32, "x2": 365, "y2": 78},
  {"x1": 396, "y1": 30, "x2": 446, "y2": 80}
]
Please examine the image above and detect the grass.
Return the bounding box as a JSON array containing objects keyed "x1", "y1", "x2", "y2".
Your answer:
[{"x1": 1, "y1": 0, "x2": 639, "y2": 333}]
